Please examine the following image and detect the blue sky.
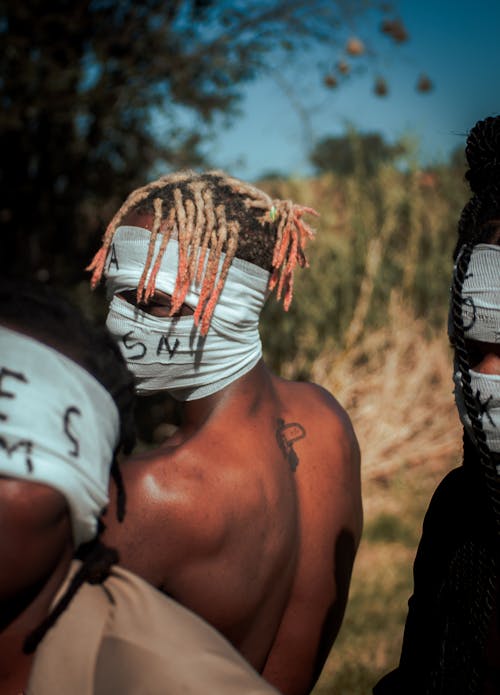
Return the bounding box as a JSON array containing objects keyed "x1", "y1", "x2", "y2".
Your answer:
[{"x1": 205, "y1": 0, "x2": 500, "y2": 180}]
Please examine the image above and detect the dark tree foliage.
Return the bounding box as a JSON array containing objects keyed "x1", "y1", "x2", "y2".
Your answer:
[
  {"x1": 310, "y1": 131, "x2": 407, "y2": 176},
  {"x1": 0, "y1": 0, "x2": 406, "y2": 285}
]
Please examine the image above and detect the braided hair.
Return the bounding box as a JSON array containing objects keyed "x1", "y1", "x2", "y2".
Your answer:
[
  {"x1": 455, "y1": 115, "x2": 500, "y2": 256},
  {"x1": 87, "y1": 169, "x2": 318, "y2": 335},
  {"x1": 433, "y1": 115, "x2": 500, "y2": 694},
  {"x1": 0, "y1": 277, "x2": 136, "y2": 653},
  {"x1": 453, "y1": 116, "x2": 500, "y2": 498}
]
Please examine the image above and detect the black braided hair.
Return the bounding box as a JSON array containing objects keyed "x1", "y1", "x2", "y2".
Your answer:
[
  {"x1": 0, "y1": 277, "x2": 136, "y2": 653},
  {"x1": 443, "y1": 115, "x2": 500, "y2": 694},
  {"x1": 455, "y1": 115, "x2": 500, "y2": 257},
  {"x1": 453, "y1": 116, "x2": 500, "y2": 508}
]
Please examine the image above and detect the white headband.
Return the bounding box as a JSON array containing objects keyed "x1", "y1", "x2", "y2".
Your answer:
[
  {"x1": 460, "y1": 244, "x2": 500, "y2": 343},
  {"x1": 0, "y1": 327, "x2": 120, "y2": 547},
  {"x1": 105, "y1": 226, "x2": 270, "y2": 326}
]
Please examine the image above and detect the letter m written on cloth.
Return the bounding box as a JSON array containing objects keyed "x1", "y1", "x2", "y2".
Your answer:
[{"x1": 0, "y1": 436, "x2": 34, "y2": 473}]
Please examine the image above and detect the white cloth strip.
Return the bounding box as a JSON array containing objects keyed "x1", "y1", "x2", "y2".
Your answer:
[
  {"x1": 105, "y1": 226, "x2": 270, "y2": 327},
  {"x1": 453, "y1": 369, "x2": 500, "y2": 454},
  {"x1": 461, "y1": 244, "x2": 500, "y2": 343},
  {"x1": 0, "y1": 327, "x2": 120, "y2": 547}
]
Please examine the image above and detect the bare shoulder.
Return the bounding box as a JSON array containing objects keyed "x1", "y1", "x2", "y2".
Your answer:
[
  {"x1": 279, "y1": 378, "x2": 359, "y2": 459},
  {"x1": 112, "y1": 444, "x2": 229, "y2": 537},
  {"x1": 102, "y1": 445, "x2": 230, "y2": 585},
  {"x1": 276, "y1": 377, "x2": 362, "y2": 536}
]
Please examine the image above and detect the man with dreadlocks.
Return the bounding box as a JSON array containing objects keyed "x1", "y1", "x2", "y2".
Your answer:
[
  {"x1": 87, "y1": 169, "x2": 362, "y2": 695},
  {"x1": 374, "y1": 116, "x2": 500, "y2": 695},
  {"x1": 0, "y1": 278, "x2": 279, "y2": 694}
]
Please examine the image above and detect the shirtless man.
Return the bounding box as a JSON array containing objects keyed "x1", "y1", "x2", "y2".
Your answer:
[{"x1": 88, "y1": 170, "x2": 363, "y2": 695}]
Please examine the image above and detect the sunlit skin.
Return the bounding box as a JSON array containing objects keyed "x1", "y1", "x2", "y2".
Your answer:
[
  {"x1": 0, "y1": 478, "x2": 73, "y2": 695},
  {"x1": 102, "y1": 210, "x2": 363, "y2": 695},
  {"x1": 466, "y1": 339, "x2": 500, "y2": 376}
]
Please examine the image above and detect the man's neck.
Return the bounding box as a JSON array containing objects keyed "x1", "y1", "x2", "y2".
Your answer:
[{"x1": 178, "y1": 359, "x2": 273, "y2": 429}]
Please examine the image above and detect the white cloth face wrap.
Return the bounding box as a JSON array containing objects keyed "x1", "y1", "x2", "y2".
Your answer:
[
  {"x1": 0, "y1": 327, "x2": 120, "y2": 547},
  {"x1": 105, "y1": 226, "x2": 270, "y2": 400},
  {"x1": 460, "y1": 244, "x2": 500, "y2": 344},
  {"x1": 453, "y1": 369, "x2": 500, "y2": 454},
  {"x1": 451, "y1": 243, "x2": 500, "y2": 454}
]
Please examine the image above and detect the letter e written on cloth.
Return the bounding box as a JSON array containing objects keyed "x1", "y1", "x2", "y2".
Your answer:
[{"x1": 0, "y1": 367, "x2": 28, "y2": 421}]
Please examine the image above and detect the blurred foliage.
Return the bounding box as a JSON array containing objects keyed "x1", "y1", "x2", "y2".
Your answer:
[
  {"x1": 310, "y1": 130, "x2": 408, "y2": 176},
  {"x1": 363, "y1": 513, "x2": 418, "y2": 547},
  {"x1": 258, "y1": 151, "x2": 468, "y2": 379},
  {"x1": 0, "y1": 0, "x2": 412, "y2": 288}
]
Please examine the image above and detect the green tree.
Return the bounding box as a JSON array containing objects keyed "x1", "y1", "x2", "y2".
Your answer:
[
  {"x1": 1, "y1": 0, "x2": 414, "y2": 285},
  {"x1": 310, "y1": 130, "x2": 408, "y2": 177}
]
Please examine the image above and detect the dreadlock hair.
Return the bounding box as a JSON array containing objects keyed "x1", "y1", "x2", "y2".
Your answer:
[
  {"x1": 87, "y1": 169, "x2": 318, "y2": 335},
  {"x1": 437, "y1": 115, "x2": 500, "y2": 694},
  {"x1": 0, "y1": 277, "x2": 136, "y2": 653}
]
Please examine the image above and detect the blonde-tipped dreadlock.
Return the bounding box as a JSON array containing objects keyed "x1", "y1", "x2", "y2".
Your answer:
[{"x1": 87, "y1": 170, "x2": 318, "y2": 335}]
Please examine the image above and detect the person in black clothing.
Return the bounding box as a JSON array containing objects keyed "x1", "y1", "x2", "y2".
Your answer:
[{"x1": 374, "y1": 115, "x2": 500, "y2": 695}]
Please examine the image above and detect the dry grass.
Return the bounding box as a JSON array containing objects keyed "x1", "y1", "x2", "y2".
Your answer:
[
  {"x1": 312, "y1": 292, "x2": 462, "y2": 485},
  {"x1": 262, "y1": 169, "x2": 466, "y2": 693},
  {"x1": 260, "y1": 169, "x2": 467, "y2": 692},
  {"x1": 310, "y1": 297, "x2": 463, "y2": 694},
  {"x1": 312, "y1": 450, "x2": 458, "y2": 695}
]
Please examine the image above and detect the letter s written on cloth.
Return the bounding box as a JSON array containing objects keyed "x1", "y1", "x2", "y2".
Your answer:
[{"x1": 122, "y1": 332, "x2": 147, "y2": 360}]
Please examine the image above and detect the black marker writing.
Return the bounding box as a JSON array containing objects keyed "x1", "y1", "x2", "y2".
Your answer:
[
  {"x1": 122, "y1": 332, "x2": 147, "y2": 360},
  {"x1": 157, "y1": 335, "x2": 180, "y2": 359},
  {"x1": 0, "y1": 367, "x2": 28, "y2": 421},
  {"x1": 276, "y1": 418, "x2": 306, "y2": 472},
  {"x1": 0, "y1": 436, "x2": 33, "y2": 473},
  {"x1": 63, "y1": 406, "x2": 82, "y2": 457},
  {"x1": 107, "y1": 243, "x2": 119, "y2": 271},
  {"x1": 462, "y1": 296, "x2": 477, "y2": 332},
  {"x1": 474, "y1": 390, "x2": 495, "y2": 427}
]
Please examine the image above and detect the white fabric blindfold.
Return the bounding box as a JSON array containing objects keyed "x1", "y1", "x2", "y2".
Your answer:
[
  {"x1": 105, "y1": 226, "x2": 270, "y2": 326},
  {"x1": 0, "y1": 327, "x2": 120, "y2": 547}
]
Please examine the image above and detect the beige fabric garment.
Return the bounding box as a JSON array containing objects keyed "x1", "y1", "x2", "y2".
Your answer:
[{"x1": 27, "y1": 561, "x2": 278, "y2": 694}]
